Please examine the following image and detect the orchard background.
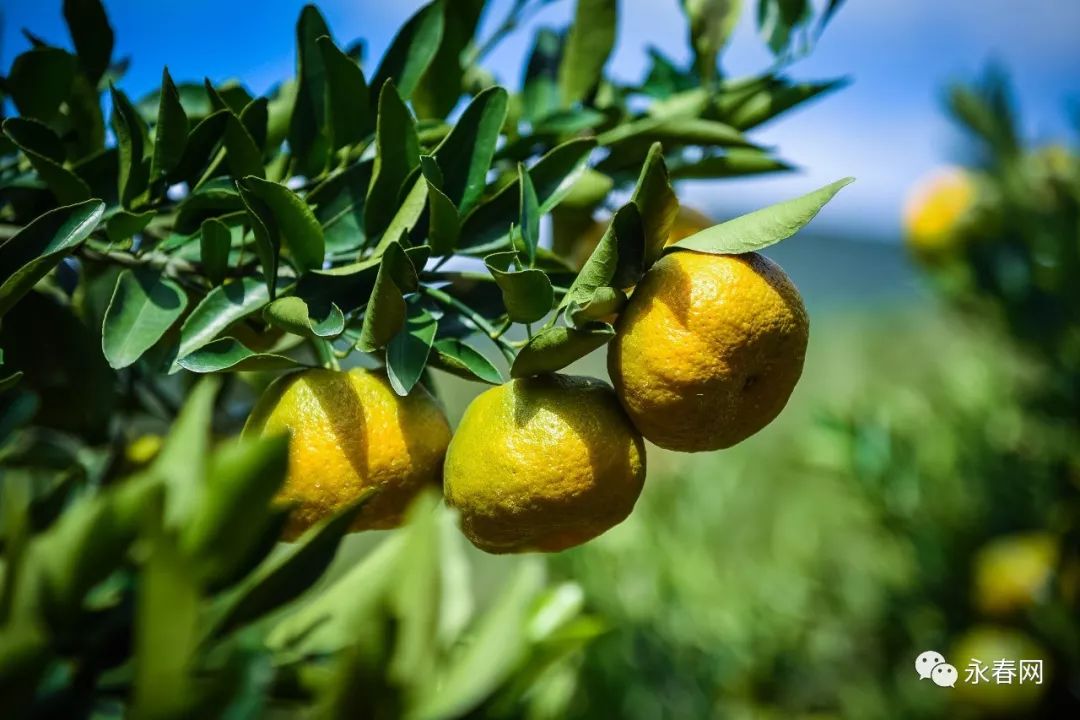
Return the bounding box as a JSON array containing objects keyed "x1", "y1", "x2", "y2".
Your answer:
[{"x1": 1, "y1": 1, "x2": 1079, "y2": 718}]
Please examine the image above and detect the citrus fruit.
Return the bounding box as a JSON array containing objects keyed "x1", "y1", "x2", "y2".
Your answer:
[
  {"x1": 244, "y1": 367, "x2": 451, "y2": 538},
  {"x1": 972, "y1": 532, "x2": 1058, "y2": 616},
  {"x1": 903, "y1": 167, "x2": 977, "y2": 257},
  {"x1": 443, "y1": 374, "x2": 646, "y2": 553},
  {"x1": 951, "y1": 625, "x2": 1049, "y2": 714},
  {"x1": 608, "y1": 250, "x2": 808, "y2": 452}
]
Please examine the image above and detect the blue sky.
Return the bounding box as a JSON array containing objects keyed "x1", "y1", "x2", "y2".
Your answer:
[{"x1": 4, "y1": 0, "x2": 1079, "y2": 240}]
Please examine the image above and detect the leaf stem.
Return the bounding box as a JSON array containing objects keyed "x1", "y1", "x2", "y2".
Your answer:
[
  {"x1": 313, "y1": 339, "x2": 341, "y2": 370},
  {"x1": 420, "y1": 285, "x2": 516, "y2": 364}
]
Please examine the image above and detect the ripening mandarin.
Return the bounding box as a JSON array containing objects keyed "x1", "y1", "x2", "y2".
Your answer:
[
  {"x1": 903, "y1": 167, "x2": 977, "y2": 256},
  {"x1": 244, "y1": 367, "x2": 451, "y2": 538}
]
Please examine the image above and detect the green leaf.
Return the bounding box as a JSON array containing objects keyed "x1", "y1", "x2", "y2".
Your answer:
[
  {"x1": 596, "y1": 116, "x2": 752, "y2": 148},
  {"x1": 518, "y1": 164, "x2": 541, "y2": 264},
  {"x1": 238, "y1": 176, "x2": 325, "y2": 281},
  {"x1": 511, "y1": 322, "x2": 615, "y2": 378},
  {"x1": 458, "y1": 138, "x2": 595, "y2": 255},
  {"x1": 412, "y1": 561, "x2": 545, "y2": 719},
  {"x1": 421, "y1": 158, "x2": 460, "y2": 257},
  {"x1": 63, "y1": 0, "x2": 115, "y2": 84},
  {"x1": 386, "y1": 303, "x2": 438, "y2": 396},
  {"x1": 0, "y1": 200, "x2": 104, "y2": 318},
  {"x1": 559, "y1": 0, "x2": 617, "y2": 105},
  {"x1": 370, "y1": 0, "x2": 445, "y2": 101},
  {"x1": 668, "y1": 176, "x2": 853, "y2": 255},
  {"x1": 428, "y1": 338, "x2": 503, "y2": 384},
  {"x1": 356, "y1": 241, "x2": 419, "y2": 352},
  {"x1": 101, "y1": 267, "x2": 189, "y2": 369},
  {"x1": 631, "y1": 142, "x2": 678, "y2": 270},
  {"x1": 289, "y1": 4, "x2": 333, "y2": 175},
  {"x1": 413, "y1": 0, "x2": 485, "y2": 119},
  {"x1": 522, "y1": 28, "x2": 563, "y2": 123},
  {"x1": 65, "y1": 71, "x2": 107, "y2": 160},
  {"x1": 110, "y1": 84, "x2": 150, "y2": 208},
  {"x1": 680, "y1": 0, "x2": 742, "y2": 83},
  {"x1": 223, "y1": 111, "x2": 265, "y2": 180},
  {"x1": 2, "y1": 118, "x2": 92, "y2": 204},
  {"x1": 757, "y1": 0, "x2": 811, "y2": 55},
  {"x1": 317, "y1": 36, "x2": 372, "y2": 151},
  {"x1": 365, "y1": 83, "x2": 420, "y2": 236},
  {"x1": 177, "y1": 337, "x2": 304, "y2": 373},
  {"x1": 240, "y1": 96, "x2": 269, "y2": 152},
  {"x1": 131, "y1": 515, "x2": 201, "y2": 720},
  {"x1": 668, "y1": 150, "x2": 793, "y2": 179},
  {"x1": 153, "y1": 378, "x2": 218, "y2": 526},
  {"x1": 168, "y1": 110, "x2": 229, "y2": 186},
  {"x1": 212, "y1": 494, "x2": 374, "y2": 637},
  {"x1": 562, "y1": 203, "x2": 645, "y2": 308},
  {"x1": 6, "y1": 48, "x2": 77, "y2": 123},
  {"x1": 308, "y1": 160, "x2": 374, "y2": 255},
  {"x1": 565, "y1": 286, "x2": 626, "y2": 326},
  {"x1": 174, "y1": 276, "x2": 280, "y2": 363},
  {"x1": 485, "y1": 251, "x2": 554, "y2": 324},
  {"x1": 200, "y1": 217, "x2": 231, "y2": 285},
  {"x1": 182, "y1": 435, "x2": 289, "y2": 588},
  {"x1": 263, "y1": 295, "x2": 345, "y2": 339},
  {"x1": 105, "y1": 209, "x2": 154, "y2": 243},
  {"x1": 725, "y1": 77, "x2": 847, "y2": 130},
  {"x1": 0, "y1": 372, "x2": 24, "y2": 394},
  {"x1": 377, "y1": 178, "x2": 429, "y2": 252},
  {"x1": 431, "y1": 86, "x2": 509, "y2": 213}
]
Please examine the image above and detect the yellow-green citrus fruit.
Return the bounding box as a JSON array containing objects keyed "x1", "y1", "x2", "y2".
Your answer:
[
  {"x1": 125, "y1": 434, "x2": 163, "y2": 466},
  {"x1": 244, "y1": 367, "x2": 451, "y2": 538},
  {"x1": 903, "y1": 167, "x2": 976, "y2": 256},
  {"x1": 951, "y1": 625, "x2": 1049, "y2": 714},
  {"x1": 609, "y1": 251, "x2": 808, "y2": 452},
  {"x1": 443, "y1": 374, "x2": 646, "y2": 554},
  {"x1": 972, "y1": 532, "x2": 1058, "y2": 616}
]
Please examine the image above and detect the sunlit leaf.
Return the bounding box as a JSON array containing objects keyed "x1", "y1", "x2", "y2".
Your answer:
[
  {"x1": 386, "y1": 302, "x2": 438, "y2": 396},
  {"x1": 428, "y1": 338, "x2": 503, "y2": 384},
  {"x1": 511, "y1": 322, "x2": 615, "y2": 378},
  {"x1": 263, "y1": 295, "x2": 345, "y2": 339},
  {"x1": 102, "y1": 268, "x2": 189, "y2": 369},
  {"x1": 365, "y1": 83, "x2": 421, "y2": 236},
  {"x1": 357, "y1": 241, "x2": 420, "y2": 352},
  {"x1": 485, "y1": 251, "x2": 554, "y2": 324},
  {"x1": 630, "y1": 142, "x2": 678, "y2": 270},
  {"x1": 370, "y1": 0, "x2": 445, "y2": 101},
  {"x1": 317, "y1": 36, "x2": 373, "y2": 151},
  {"x1": 431, "y1": 87, "x2": 509, "y2": 213},
  {"x1": 558, "y1": 0, "x2": 617, "y2": 105}
]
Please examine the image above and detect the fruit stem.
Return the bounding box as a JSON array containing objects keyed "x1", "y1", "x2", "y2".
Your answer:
[
  {"x1": 420, "y1": 285, "x2": 516, "y2": 364},
  {"x1": 313, "y1": 339, "x2": 341, "y2": 371}
]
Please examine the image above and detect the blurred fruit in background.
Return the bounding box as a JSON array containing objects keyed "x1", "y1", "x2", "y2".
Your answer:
[
  {"x1": 972, "y1": 533, "x2": 1058, "y2": 617},
  {"x1": 902, "y1": 166, "x2": 979, "y2": 259}
]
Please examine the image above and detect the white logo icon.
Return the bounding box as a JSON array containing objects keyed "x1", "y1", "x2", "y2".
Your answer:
[
  {"x1": 915, "y1": 650, "x2": 946, "y2": 680},
  {"x1": 931, "y1": 663, "x2": 958, "y2": 687}
]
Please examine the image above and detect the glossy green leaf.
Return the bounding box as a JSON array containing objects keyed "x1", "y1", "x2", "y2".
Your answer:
[
  {"x1": 668, "y1": 176, "x2": 853, "y2": 255},
  {"x1": 200, "y1": 217, "x2": 231, "y2": 285},
  {"x1": 101, "y1": 268, "x2": 189, "y2": 369},
  {"x1": 63, "y1": 0, "x2": 114, "y2": 84},
  {"x1": 289, "y1": 4, "x2": 333, "y2": 175},
  {"x1": 65, "y1": 71, "x2": 107, "y2": 160},
  {"x1": 110, "y1": 85, "x2": 150, "y2": 208},
  {"x1": 485, "y1": 251, "x2": 554, "y2": 324},
  {"x1": 356, "y1": 241, "x2": 419, "y2": 352},
  {"x1": 104, "y1": 209, "x2": 154, "y2": 244},
  {"x1": 222, "y1": 110, "x2": 265, "y2": 181},
  {"x1": 6, "y1": 47, "x2": 77, "y2": 123},
  {"x1": 631, "y1": 142, "x2": 678, "y2": 270},
  {"x1": 421, "y1": 158, "x2": 460, "y2": 257},
  {"x1": 413, "y1": 0, "x2": 485, "y2": 119},
  {"x1": 559, "y1": 0, "x2": 617, "y2": 105},
  {"x1": 726, "y1": 77, "x2": 847, "y2": 130},
  {"x1": 212, "y1": 493, "x2": 374, "y2": 637},
  {"x1": 522, "y1": 28, "x2": 563, "y2": 123},
  {"x1": 428, "y1": 338, "x2": 503, "y2": 384},
  {"x1": 317, "y1": 36, "x2": 372, "y2": 151},
  {"x1": 263, "y1": 295, "x2": 344, "y2": 339},
  {"x1": 150, "y1": 68, "x2": 189, "y2": 185},
  {"x1": 386, "y1": 303, "x2": 438, "y2": 396},
  {"x1": 565, "y1": 286, "x2": 626, "y2": 326},
  {"x1": 308, "y1": 160, "x2": 374, "y2": 254},
  {"x1": 177, "y1": 337, "x2": 304, "y2": 373},
  {"x1": 511, "y1": 322, "x2": 615, "y2": 378},
  {"x1": 370, "y1": 0, "x2": 445, "y2": 101},
  {"x1": 240, "y1": 96, "x2": 269, "y2": 151},
  {"x1": 597, "y1": 116, "x2": 752, "y2": 148},
  {"x1": 2, "y1": 118, "x2": 92, "y2": 204},
  {"x1": 432, "y1": 86, "x2": 509, "y2": 212},
  {"x1": 668, "y1": 150, "x2": 792, "y2": 179},
  {"x1": 173, "y1": 276, "x2": 280, "y2": 363},
  {"x1": 376, "y1": 177, "x2": 429, "y2": 253},
  {"x1": 365, "y1": 82, "x2": 421, "y2": 236},
  {"x1": 0, "y1": 200, "x2": 104, "y2": 318},
  {"x1": 238, "y1": 176, "x2": 325, "y2": 281},
  {"x1": 680, "y1": 0, "x2": 742, "y2": 83},
  {"x1": 168, "y1": 109, "x2": 229, "y2": 186},
  {"x1": 182, "y1": 434, "x2": 289, "y2": 588},
  {"x1": 562, "y1": 203, "x2": 645, "y2": 309},
  {"x1": 518, "y1": 164, "x2": 541, "y2": 264}
]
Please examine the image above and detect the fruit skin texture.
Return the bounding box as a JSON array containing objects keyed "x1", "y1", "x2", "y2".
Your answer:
[
  {"x1": 244, "y1": 367, "x2": 451, "y2": 538},
  {"x1": 608, "y1": 251, "x2": 808, "y2": 452},
  {"x1": 443, "y1": 374, "x2": 646, "y2": 554}
]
